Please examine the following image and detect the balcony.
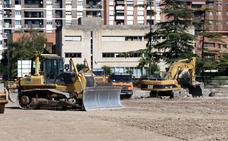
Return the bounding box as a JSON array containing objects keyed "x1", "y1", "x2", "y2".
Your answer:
[
  {"x1": 24, "y1": 4, "x2": 43, "y2": 8},
  {"x1": 3, "y1": 14, "x2": 12, "y2": 18},
  {"x1": 55, "y1": 3, "x2": 61, "y2": 8},
  {"x1": 3, "y1": 4, "x2": 11, "y2": 8},
  {"x1": 116, "y1": 6, "x2": 124, "y2": 10},
  {"x1": 116, "y1": 16, "x2": 125, "y2": 20},
  {"x1": 3, "y1": 23, "x2": 12, "y2": 28},
  {"x1": 25, "y1": 24, "x2": 44, "y2": 28},
  {"x1": 116, "y1": 0, "x2": 125, "y2": 5},
  {"x1": 24, "y1": 12, "x2": 43, "y2": 18}
]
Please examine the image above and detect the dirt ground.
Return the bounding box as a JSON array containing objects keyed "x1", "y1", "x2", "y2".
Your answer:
[{"x1": 1, "y1": 87, "x2": 228, "y2": 141}]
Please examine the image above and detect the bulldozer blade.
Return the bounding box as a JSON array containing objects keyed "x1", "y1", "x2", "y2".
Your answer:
[{"x1": 83, "y1": 86, "x2": 122, "y2": 111}]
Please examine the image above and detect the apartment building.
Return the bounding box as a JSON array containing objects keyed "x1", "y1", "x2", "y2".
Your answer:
[
  {"x1": 104, "y1": 0, "x2": 161, "y2": 25},
  {"x1": 187, "y1": 0, "x2": 228, "y2": 58},
  {"x1": 0, "y1": 0, "x2": 62, "y2": 58},
  {"x1": 0, "y1": 0, "x2": 104, "y2": 58}
]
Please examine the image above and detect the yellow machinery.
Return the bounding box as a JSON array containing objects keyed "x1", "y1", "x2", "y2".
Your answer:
[
  {"x1": 141, "y1": 57, "x2": 203, "y2": 98},
  {"x1": 15, "y1": 54, "x2": 121, "y2": 110},
  {"x1": 92, "y1": 68, "x2": 108, "y2": 84},
  {"x1": 0, "y1": 83, "x2": 8, "y2": 113},
  {"x1": 83, "y1": 59, "x2": 108, "y2": 84}
]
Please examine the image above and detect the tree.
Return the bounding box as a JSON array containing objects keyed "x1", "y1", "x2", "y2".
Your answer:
[
  {"x1": 132, "y1": 0, "x2": 194, "y2": 76},
  {"x1": 76, "y1": 64, "x2": 87, "y2": 72},
  {"x1": 152, "y1": 0, "x2": 194, "y2": 63},
  {"x1": 102, "y1": 65, "x2": 111, "y2": 76},
  {"x1": 1, "y1": 30, "x2": 47, "y2": 79}
]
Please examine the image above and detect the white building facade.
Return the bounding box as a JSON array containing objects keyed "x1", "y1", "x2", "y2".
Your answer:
[{"x1": 62, "y1": 24, "x2": 167, "y2": 78}]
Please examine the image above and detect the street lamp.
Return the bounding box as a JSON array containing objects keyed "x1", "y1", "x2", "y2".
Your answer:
[
  {"x1": 56, "y1": 22, "x2": 62, "y2": 56},
  {"x1": 148, "y1": 0, "x2": 153, "y2": 76}
]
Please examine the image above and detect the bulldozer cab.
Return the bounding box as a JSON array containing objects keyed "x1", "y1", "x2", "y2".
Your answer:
[{"x1": 31, "y1": 54, "x2": 64, "y2": 84}]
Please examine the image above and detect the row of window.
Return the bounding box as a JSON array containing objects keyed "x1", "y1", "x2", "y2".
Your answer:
[
  {"x1": 63, "y1": 36, "x2": 147, "y2": 42},
  {"x1": 102, "y1": 36, "x2": 146, "y2": 41},
  {"x1": 64, "y1": 36, "x2": 81, "y2": 41},
  {"x1": 65, "y1": 52, "x2": 81, "y2": 58},
  {"x1": 64, "y1": 52, "x2": 141, "y2": 58},
  {"x1": 102, "y1": 52, "x2": 141, "y2": 58}
]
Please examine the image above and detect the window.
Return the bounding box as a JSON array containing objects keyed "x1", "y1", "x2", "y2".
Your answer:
[
  {"x1": 208, "y1": 12, "x2": 213, "y2": 16},
  {"x1": 216, "y1": 2, "x2": 222, "y2": 7},
  {"x1": 47, "y1": 21, "x2": 52, "y2": 25},
  {"x1": 77, "y1": 1, "x2": 83, "y2": 5},
  {"x1": 125, "y1": 36, "x2": 143, "y2": 41},
  {"x1": 191, "y1": 4, "x2": 202, "y2": 8},
  {"x1": 65, "y1": 52, "x2": 81, "y2": 58},
  {"x1": 15, "y1": 10, "x2": 21, "y2": 15},
  {"x1": 226, "y1": 20, "x2": 228, "y2": 25},
  {"x1": 15, "y1": 0, "x2": 21, "y2": 4},
  {"x1": 15, "y1": 20, "x2": 21, "y2": 25},
  {"x1": 102, "y1": 36, "x2": 125, "y2": 41},
  {"x1": 209, "y1": 20, "x2": 213, "y2": 24},
  {"x1": 64, "y1": 36, "x2": 81, "y2": 41},
  {"x1": 102, "y1": 52, "x2": 141, "y2": 58},
  {"x1": 102, "y1": 53, "x2": 115, "y2": 58},
  {"x1": 216, "y1": 11, "x2": 222, "y2": 16},
  {"x1": 204, "y1": 43, "x2": 214, "y2": 48},
  {"x1": 116, "y1": 52, "x2": 141, "y2": 58},
  {"x1": 208, "y1": 3, "x2": 214, "y2": 8},
  {"x1": 66, "y1": 11, "x2": 72, "y2": 15},
  {"x1": 65, "y1": 20, "x2": 72, "y2": 26}
]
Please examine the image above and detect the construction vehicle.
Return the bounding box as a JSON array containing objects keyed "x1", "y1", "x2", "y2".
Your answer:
[
  {"x1": 0, "y1": 83, "x2": 8, "y2": 113},
  {"x1": 109, "y1": 73, "x2": 133, "y2": 98},
  {"x1": 141, "y1": 57, "x2": 203, "y2": 98},
  {"x1": 92, "y1": 68, "x2": 108, "y2": 84},
  {"x1": 14, "y1": 54, "x2": 121, "y2": 111}
]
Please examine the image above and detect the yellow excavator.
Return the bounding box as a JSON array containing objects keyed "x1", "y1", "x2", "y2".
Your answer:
[
  {"x1": 13, "y1": 54, "x2": 121, "y2": 111},
  {"x1": 141, "y1": 57, "x2": 203, "y2": 98},
  {"x1": 0, "y1": 83, "x2": 8, "y2": 113}
]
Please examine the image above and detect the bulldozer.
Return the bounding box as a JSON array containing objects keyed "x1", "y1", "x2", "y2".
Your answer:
[
  {"x1": 0, "y1": 83, "x2": 8, "y2": 114},
  {"x1": 13, "y1": 54, "x2": 121, "y2": 111},
  {"x1": 141, "y1": 57, "x2": 203, "y2": 98}
]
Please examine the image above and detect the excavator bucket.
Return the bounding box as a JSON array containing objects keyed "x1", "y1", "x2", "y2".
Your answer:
[{"x1": 83, "y1": 86, "x2": 122, "y2": 111}]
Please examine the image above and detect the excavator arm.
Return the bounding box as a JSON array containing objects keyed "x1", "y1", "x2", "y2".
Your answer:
[{"x1": 165, "y1": 57, "x2": 196, "y2": 86}]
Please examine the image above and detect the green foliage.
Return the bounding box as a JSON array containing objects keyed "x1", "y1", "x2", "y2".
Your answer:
[
  {"x1": 102, "y1": 65, "x2": 111, "y2": 76},
  {"x1": 0, "y1": 63, "x2": 5, "y2": 75},
  {"x1": 217, "y1": 54, "x2": 228, "y2": 73},
  {"x1": 76, "y1": 64, "x2": 87, "y2": 71},
  {"x1": 1, "y1": 31, "x2": 47, "y2": 79},
  {"x1": 8, "y1": 31, "x2": 47, "y2": 60},
  {"x1": 126, "y1": 68, "x2": 133, "y2": 75},
  {"x1": 124, "y1": 0, "x2": 194, "y2": 76},
  {"x1": 153, "y1": 0, "x2": 194, "y2": 63}
]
